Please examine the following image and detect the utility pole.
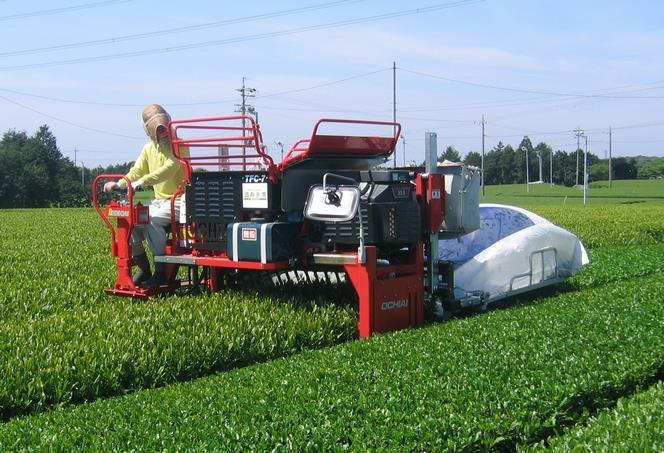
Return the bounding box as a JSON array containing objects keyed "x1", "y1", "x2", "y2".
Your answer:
[
  {"x1": 392, "y1": 61, "x2": 397, "y2": 168},
  {"x1": 401, "y1": 135, "x2": 406, "y2": 166},
  {"x1": 573, "y1": 127, "x2": 583, "y2": 187},
  {"x1": 550, "y1": 148, "x2": 553, "y2": 187},
  {"x1": 74, "y1": 148, "x2": 77, "y2": 168},
  {"x1": 236, "y1": 77, "x2": 256, "y2": 165},
  {"x1": 583, "y1": 135, "x2": 588, "y2": 205},
  {"x1": 81, "y1": 162, "x2": 85, "y2": 187},
  {"x1": 275, "y1": 141, "x2": 284, "y2": 161},
  {"x1": 522, "y1": 146, "x2": 530, "y2": 193},
  {"x1": 609, "y1": 126, "x2": 613, "y2": 188},
  {"x1": 481, "y1": 114, "x2": 485, "y2": 196},
  {"x1": 537, "y1": 149, "x2": 543, "y2": 183},
  {"x1": 247, "y1": 106, "x2": 258, "y2": 123}
]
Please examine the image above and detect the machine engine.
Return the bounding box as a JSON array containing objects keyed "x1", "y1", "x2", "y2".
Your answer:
[{"x1": 318, "y1": 171, "x2": 421, "y2": 251}]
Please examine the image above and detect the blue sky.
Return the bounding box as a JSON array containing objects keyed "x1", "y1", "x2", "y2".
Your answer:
[{"x1": 0, "y1": 0, "x2": 662, "y2": 166}]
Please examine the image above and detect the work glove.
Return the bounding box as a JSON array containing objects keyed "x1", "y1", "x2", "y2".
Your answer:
[
  {"x1": 131, "y1": 179, "x2": 143, "y2": 190},
  {"x1": 103, "y1": 181, "x2": 119, "y2": 192}
]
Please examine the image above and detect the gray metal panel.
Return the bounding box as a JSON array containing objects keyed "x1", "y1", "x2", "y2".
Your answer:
[
  {"x1": 154, "y1": 255, "x2": 197, "y2": 265},
  {"x1": 310, "y1": 253, "x2": 357, "y2": 265},
  {"x1": 425, "y1": 132, "x2": 438, "y2": 173},
  {"x1": 424, "y1": 131, "x2": 439, "y2": 301}
]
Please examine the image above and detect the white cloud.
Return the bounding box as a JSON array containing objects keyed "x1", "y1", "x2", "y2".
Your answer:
[{"x1": 282, "y1": 27, "x2": 537, "y2": 68}]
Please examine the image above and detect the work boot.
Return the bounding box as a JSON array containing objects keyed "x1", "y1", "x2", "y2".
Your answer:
[
  {"x1": 132, "y1": 253, "x2": 152, "y2": 286},
  {"x1": 142, "y1": 261, "x2": 167, "y2": 290}
]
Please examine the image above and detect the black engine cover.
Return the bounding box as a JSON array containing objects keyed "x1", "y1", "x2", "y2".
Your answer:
[
  {"x1": 320, "y1": 172, "x2": 420, "y2": 249},
  {"x1": 185, "y1": 171, "x2": 280, "y2": 251}
]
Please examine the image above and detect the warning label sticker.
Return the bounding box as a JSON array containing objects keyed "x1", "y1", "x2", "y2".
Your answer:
[{"x1": 241, "y1": 227, "x2": 258, "y2": 241}]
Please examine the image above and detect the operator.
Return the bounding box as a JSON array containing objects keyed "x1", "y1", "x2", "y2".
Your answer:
[{"x1": 103, "y1": 104, "x2": 188, "y2": 289}]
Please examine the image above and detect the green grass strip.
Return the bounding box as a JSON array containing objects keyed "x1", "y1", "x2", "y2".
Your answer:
[
  {"x1": 530, "y1": 381, "x2": 664, "y2": 451},
  {"x1": 1, "y1": 273, "x2": 662, "y2": 451}
]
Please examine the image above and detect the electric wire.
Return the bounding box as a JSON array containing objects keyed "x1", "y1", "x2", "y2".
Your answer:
[
  {"x1": 612, "y1": 139, "x2": 664, "y2": 144},
  {"x1": 399, "y1": 67, "x2": 664, "y2": 100},
  {"x1": 0, "y1": 95, "x2": 144, "y2": 140},
  {"x1": 258, "y1": 68, "x2": 391, "y2": 99},
  {"x1": 0, "y1": 0, "x2": 133, "y2": 22},
  {"x1": 6, "y1": 64, "x2": 658, "y2": 115},
  {"x1": 0, "y1": 68, "x2": 391, "y2": 107},
  {"x1": 0, "y1": 0, "x2": 485, "y2": 71},
  {"x1": 0, "y1": 0, "x2": 365, "y2": 57}
]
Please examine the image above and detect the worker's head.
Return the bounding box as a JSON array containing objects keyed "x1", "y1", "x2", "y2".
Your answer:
[{"x1": 141, "y1": 104, "x2": 171, "y2": 143}]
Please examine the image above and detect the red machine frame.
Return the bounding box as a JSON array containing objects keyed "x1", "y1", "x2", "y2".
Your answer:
[
  {"x1": 92, "y1": 175, "x2": 180, "y2": 298},
  {"x1": 94, "y1": 115, "x2": 445, "y2": 338}
]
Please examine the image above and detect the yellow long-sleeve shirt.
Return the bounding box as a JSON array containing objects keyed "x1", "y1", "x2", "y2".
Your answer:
[{"x1": 120, "y1": 141, "x2": 189, "y2": 200}]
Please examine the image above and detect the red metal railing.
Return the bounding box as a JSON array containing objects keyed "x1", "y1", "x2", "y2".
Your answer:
[
  {"x1": 168, "y1": 115, "x2": 276, "y2": 181},
  {"x1": 279, "y1": 118, "x2": 401, "y2": 169},
  {"x1": 281, "y1": 139, "x2": 311, "y2": 164}
]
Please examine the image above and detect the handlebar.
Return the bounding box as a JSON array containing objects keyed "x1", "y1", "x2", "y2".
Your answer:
[{"x1": 92, "y1": 174, "x2": 136, "y2": 257}]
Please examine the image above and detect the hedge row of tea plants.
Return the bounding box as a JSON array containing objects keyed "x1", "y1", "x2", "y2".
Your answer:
[
  {"x1": 568, "y1": 243, "x2": 664, "y2": 289},
  {"x1": 0, "y1": 290, "x2": 356, "y2": 420},
  {"x1": 0, "y1": 209, "x2": 358, "y2": 419},
  {"x1": 1, "y1": 239, "x2": 655, "y2": 421},
  {"x1": 0, "y1": 209, "x2": 110, "y2": 321},
  {"x1": 529, "y1": 204, "x2": 664, "y2": 248},
  {"x1": 1, "y1": 273, "x2": 661, "y2": 450},
  {"x1": 1, "y1": 207, "x2": 662, "y2": 422},
  {"x1": 538, "y1": 382, "x2": 664, "y2": 451}
]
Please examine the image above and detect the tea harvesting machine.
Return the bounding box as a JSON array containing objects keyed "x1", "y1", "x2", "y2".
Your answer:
[{"x1": 94, "y1": 115, "x2": 481, "y2": 338}]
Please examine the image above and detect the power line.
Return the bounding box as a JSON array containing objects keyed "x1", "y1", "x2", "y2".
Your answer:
[
  {"x1": 259, "y1": 68, "x2": 391, "y2": 99},
  {"x1": 399, "y1": 87, "x2": 650, "y2": 113},
  {"x1": 0, "y1": 87, "x2": 179, "y2": 107},
  {"x1": 613, "y1": 139, "x2": 664, "y2": 144},
  {"x1": 71, "y1": 148, "x2": 120, "y2": 154},
  {"x1": 256, "y1": 104, "x2": 385, "y2": 114},
  {"x1": 481, "y1": 120, "x2": 664, "y2": 138},
  {"x1": 408, "y1": 134, "x2": 477, "y2": 141},
  {"x1": 0, "y1": 0, "x2": 484, "y2": 71},
  {"x1": 0, "y1": 94, "x2": 143, "y2": 140},
  {"x1": 489, "y1": 122, "x2": 573, "y2": 136},
  {"x1": 399, "y1": 67, "x2": 664, "y2": 100},
  {"x1": 399, "y1": 96, "x2": 561, "y2": 112},
  {"x1": 0, "y1": 0, "x2": 133, "y2": 22},
  {"x1": 0, "y1": 0, "x2": 363, "y2": 57},
  {"x1": 476, "y1": 82, "x2": 664, "y2": 125},
  {"x1": 398, "y1": 81, "x2": 664, "y2": 115},
  {"x1": 398, "y1": 115, "x2": 475, "y2": 123},
  {"x1": 611, "y1": 120, "x2": 664, "y2": 130},
  {"x1": 0, "y1": 67, "x2": 390, "y2": 107}
]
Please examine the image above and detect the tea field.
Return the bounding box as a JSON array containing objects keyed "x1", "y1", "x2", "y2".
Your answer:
[
  {"x1": 482, "y1": 178, "x2": 664, "y2": 205},
  {"x1": 0, "y1": 181, "x2": 662, "y2": 450}
]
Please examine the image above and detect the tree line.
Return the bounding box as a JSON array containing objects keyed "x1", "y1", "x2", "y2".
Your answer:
[
  {"x1": 0, "y1": 125, "x2": 659, "y2": 209},
  {"x1": 442, "y1": 136, "x2": 644, "y2": 186},
  {"x1": 0, "y1": 126, "x2": 132, "y2": 208}
]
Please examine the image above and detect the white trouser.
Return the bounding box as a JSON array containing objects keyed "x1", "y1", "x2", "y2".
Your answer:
[{"x1": 131, "y1": 198, "x2": 179, "y2": 257}]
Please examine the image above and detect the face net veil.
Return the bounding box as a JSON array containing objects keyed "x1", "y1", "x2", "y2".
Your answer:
[{"x1": 142, "y1": 104, "x2": 171, "y2": 142}]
